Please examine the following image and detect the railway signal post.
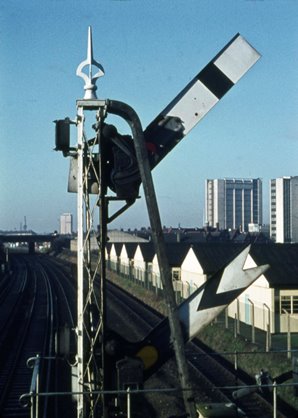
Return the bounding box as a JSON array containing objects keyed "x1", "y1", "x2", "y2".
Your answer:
[
  {"x1": 75, "y1": 28, "x2": 107, "y2": 417},
  {"x1": 55, "y1": 26, "x2": 263, "y2": 418},
  {"x1": 71, "y1": 26, "x2": 197, "y2": 418}
]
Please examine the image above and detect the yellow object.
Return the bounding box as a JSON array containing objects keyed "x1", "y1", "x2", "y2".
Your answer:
[{"x1": 136, "y1": 345, "x2": 158, "y2": 370}]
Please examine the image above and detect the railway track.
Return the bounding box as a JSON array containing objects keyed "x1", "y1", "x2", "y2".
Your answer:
[
  {"x1": 0, "y1": 255, "x2": 76, "y2": 418},
  {"x1": 186, "y1": 340, "x2": 278, "y2": 418},
  {"x1": 1, "y1": 254, "x2": 296, "y2": 417},
  {"x1": 46, "y1": 254, "x2": 298, "y2": 417},
  {"x1": 0, "y1": 256, "x2": 52, "y2": 417}
]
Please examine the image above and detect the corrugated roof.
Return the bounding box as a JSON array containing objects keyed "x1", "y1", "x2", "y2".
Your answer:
[
  {"x1": 138, "y1": 242, "x2": 190, "y2": 266},
  {"x1": 191, "y1": 243, "x2": 247, "y2": 275},
  {"x1": 111, "y1": 239, "x2": 298, "y2": 289},
  {"x1": 108, "y1": 230, "x2": 148, "y2": 243},
  {"x1": 163, "y1": 231, "x2": 206, "y2": 243},
  {"x1": 250, "y1": 244, "x2": 298, "y2": 288},
  {"x1": 190, "y1": 243, "x2": 298, "y2": 289},
  {"x1": 164, "y1": 243, "x2": 191, "y2": 267}
]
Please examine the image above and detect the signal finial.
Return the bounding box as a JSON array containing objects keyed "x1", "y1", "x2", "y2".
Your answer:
[{"x1": 76, "y1": 26, "x2": 105, "y2": 99}]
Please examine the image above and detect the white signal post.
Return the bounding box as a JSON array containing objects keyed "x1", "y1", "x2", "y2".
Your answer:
[
  {"x1": 76, "y1": 103, "x2": 84, "y2": 418},
  {"x1": 75, "y1": 26, "x2": 106, "y2": 418}
]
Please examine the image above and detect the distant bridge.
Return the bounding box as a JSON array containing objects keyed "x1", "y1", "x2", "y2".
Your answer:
[{"x1": 0, "y1": 234, "x2": 59, "y2": 254}]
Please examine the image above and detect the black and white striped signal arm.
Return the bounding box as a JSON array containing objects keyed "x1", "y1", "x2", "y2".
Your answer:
[{"x1": 144, "y1": 33, "x2": 261, "y2": 168}]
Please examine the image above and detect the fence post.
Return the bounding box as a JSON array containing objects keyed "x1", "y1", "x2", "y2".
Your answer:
[
  {"x1": 234, "y1": 351, "x2": 238, "y2": 372},
  {"x1": 263, "y1": 303, "x2": 271, "y2": 351},
  {"x1": 292, "y1": 356, "x2": 298, "y2": 396},
  {"x1": 225, "y1": 308, "x2": 228, "y2": 329},
  {"x1": 248, "y1": 298, "x2": 255, "y2": 343},
  {"x1": 283, "y1": 309, "x2": 291, "y2": 360},
  {"x1": 273, "y1": 381, "x2": 277, "y2": 418},
  {"x1": 126, "y1": 387, "x2": 131, "y2": 418},
  {"x1": 236, "y1": 299, "x2": 240, "y2": 334},
  {"x1": 266, "y1": 324, "x2": 270, "y2": 352}
]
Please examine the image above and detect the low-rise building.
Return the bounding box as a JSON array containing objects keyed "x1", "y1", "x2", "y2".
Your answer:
[
  {"x1": 229, "y1": 244, "x2": 298, "y2": 333},
  {"x1": 106, "y1": 240, "x2": 298, "y2": 335}
]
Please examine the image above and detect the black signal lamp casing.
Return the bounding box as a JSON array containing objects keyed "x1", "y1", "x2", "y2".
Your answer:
[{"x1": 54, "y1": 118, "x2": 71, "y2": 154}]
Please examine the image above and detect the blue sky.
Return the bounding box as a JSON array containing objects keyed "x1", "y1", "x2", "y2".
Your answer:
[{"x1": 0, "y1": 0, "x2": 297, "y2": 232}]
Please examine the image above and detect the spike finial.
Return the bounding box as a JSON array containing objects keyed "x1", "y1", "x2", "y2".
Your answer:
[{"x1": 76, "y1": 26, "x2": 105, "y2": 99}]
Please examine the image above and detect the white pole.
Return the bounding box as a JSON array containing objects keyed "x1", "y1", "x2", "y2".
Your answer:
[
  {"x1": 282, "y1": 309, "x2": 291, "y2": 360},
  {"x1": 287, "y1": 312, "x2": 291, "y2": 360},
  {"x1": 263, "y1": 303, "x2": 271, "y2": 351},
  {"x1": 127, "y1": 387, "x2": 131, "y2": 418},
  {"x1": 77, "y1": 105, "x2": 85, "y2": 418},
  {"x1": 273, "y1": 381, "x2": 277, "y2": 418},
  {"x1": 234, "y1": 351, "x2": 238, "y2": 372}
]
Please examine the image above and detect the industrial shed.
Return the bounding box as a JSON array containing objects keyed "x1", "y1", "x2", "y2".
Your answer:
[
  {"x1": 229, "y1": 244, "x2": 298, "y2": 333},
  {"x1": 133, "y1": 243, "x2": 155, "y2": 284},
  {"x1": 109, "y1": 243, "x2": 123, "y2": 274},
  {"x1": 180, "y1": 242, "x2": 298, "y2": 334},
  {"x1": 180, "y1": 243, "x2": 246, "y2": 288},
  {"x1": 151, "y1": 242, "x2": 190, "y2": 281},
  {"x1": 108, "y1": 240, "x2": 298, "y2": 334},
  {"x1": 119, "y1": 243, "x2": 138, "y2": 277}
]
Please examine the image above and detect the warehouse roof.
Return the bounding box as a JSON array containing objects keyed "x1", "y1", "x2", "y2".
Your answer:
[
  {"x1": 190, "y1": 243, "x2": 246, "y2": 275},
  {"x1": 250, "y1": 244, "x2": 298, "y2": 289}
]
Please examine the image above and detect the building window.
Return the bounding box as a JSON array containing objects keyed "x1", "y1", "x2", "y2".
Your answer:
[
  {"x1": 293, "y1": 296, "x2": 298, "y2": 314},
  {"x1": 281, "y1": 295, "x2": 291, "y2": 313},
  {"x1": 172, "y1": 269, "x2": 181, "y2": 281},
  {"x1": 280, "y1": 295, "x2": 298, "y2": 314}
]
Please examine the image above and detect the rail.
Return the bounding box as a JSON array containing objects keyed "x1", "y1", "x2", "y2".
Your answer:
[{"x1": 0, "y1": 256, "x2": 72, "y2": 417}]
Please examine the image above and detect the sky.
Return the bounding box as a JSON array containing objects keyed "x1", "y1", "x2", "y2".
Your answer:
[{"x1": 0, "y1": 0, "x2": 297, "y2": 233}]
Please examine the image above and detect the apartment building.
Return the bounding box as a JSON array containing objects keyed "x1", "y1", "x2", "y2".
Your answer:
[
  {"x1": 270, "y1": 176, "x2": 298, "y2": 243},
  {"x1": 60, "y1": 213, "x2": 73, "y2": 235},
  {"x1": 205, "y1": 178, "x2": 262, "y2": 232}
]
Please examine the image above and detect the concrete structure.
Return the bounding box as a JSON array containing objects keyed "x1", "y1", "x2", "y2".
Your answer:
[
  {"x1": 270, "y1": 176, "x2": 298, "y2": 243},
  {"x1": 60, "y1": 213, "x2": 73, "y2": 235},
  {"x1": 0, "y1": 232, "x2": 58, "y2": 254},
  {"x1": 205, "y1": 178, "x2": 262, "y2": 232},
  {"x1": 70, "y1": 229, "x2": 149, "y2": 252}
]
